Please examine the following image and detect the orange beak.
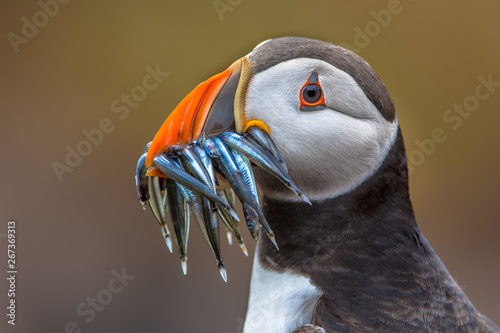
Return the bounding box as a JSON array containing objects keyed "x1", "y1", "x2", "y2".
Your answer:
[{"x1": 145, "y1": 57, "x2": 253, "y2": 176}]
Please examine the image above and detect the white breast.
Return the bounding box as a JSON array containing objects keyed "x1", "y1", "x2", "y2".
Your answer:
[{"x1": 243, "y1": 248, "x2": 322, "y2": 333}]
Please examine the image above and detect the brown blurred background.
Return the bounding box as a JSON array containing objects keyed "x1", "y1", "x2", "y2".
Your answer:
[{"x1": 1, "y1": 1, "x2": 499, "y2": 332}]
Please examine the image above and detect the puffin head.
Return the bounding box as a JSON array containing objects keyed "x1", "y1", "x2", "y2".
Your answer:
[{"x1": 146, "y1": 37, "x2": 399, "y2": 201}]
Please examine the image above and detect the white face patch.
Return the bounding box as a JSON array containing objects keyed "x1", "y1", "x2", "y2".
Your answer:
[
  {"x1": 243, "y1": 250, "x2": 322, "y2": 333},
  {"x1": 244, "y1": 58, "x2": 398, "y2": 201}
]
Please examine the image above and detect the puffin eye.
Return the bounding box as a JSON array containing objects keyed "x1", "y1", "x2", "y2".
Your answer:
[
  {"x1": 300, "y1": 72, "x2": 326, "y2": 111},
  {"x1": 302, "y1": 85, "x2": 322, "y2": 103}
]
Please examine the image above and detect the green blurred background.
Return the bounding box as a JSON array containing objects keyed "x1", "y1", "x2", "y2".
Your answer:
[{"x1": 1, "y1": 1, "x2": 499, "y2": 332}]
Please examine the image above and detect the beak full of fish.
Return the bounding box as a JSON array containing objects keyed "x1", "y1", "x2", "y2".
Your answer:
[{"x1": 135, "y1": 126, "x2": 311, "y2": 281}]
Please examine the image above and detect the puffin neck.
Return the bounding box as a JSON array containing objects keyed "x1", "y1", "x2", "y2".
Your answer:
[
  {"x1": 257, "y1": 128, "x2": 419, "y2": 277},
  {"x1": 254, "y1": 128, "x2": 488, "y2": 332}
]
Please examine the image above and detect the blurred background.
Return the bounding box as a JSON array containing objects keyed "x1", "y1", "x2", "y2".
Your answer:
[{"x1": 1, "y1": 1, "x2": 499, "y2": 332}]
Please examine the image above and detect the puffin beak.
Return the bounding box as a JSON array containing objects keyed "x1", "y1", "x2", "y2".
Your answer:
[{"x1": 145, "y1": 57, "x2": 253, "y2": 174}]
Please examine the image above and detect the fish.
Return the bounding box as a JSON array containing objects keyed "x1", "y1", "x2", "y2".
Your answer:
[
  {"x1": 243, "y1": 203, "x2": 260, "y2": 242},
  {"x1": 245, "y1": 126, "x2": 288, "y2": 172},
  {"x1": 153, "y1": 154, "x2": 238, "y2": 213},
  {"x1": 164, "y1": 179, "x2": 190, "y2": 274},
  {"x1": 147, "y1": 176, "x2": 173, "y2": 253},
  {"x1": 220, "y1": 132, "x2": 311, "y2": 205},
  {"x1": 180, "y1": 146, "x2": 214, "y2": 190},
  {"x1": 201, "y1": 196, "x2": 226, "y2": 281},
  {"x1": 217, "y1": 189, "x2": 248, "y2": 256},
  {"x1": 176, "y1": 182, "x2": 227, "y2": 270},
  {"x1": 207, "y1": 138, "x2": 278, "y2": 250},
  {"x1": 194, "y1": 144, "x2": 218, "y2": 190},
  {"x1": 135, "y1": 152, "x2": 149, "y2": 209},
  {"x1": 136, "y1": 127, "x2": 312, "y2": 277}
]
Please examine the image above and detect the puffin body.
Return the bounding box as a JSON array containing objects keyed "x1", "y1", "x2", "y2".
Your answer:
[{"x1": 143, "y1": 37, "x2": 499, "y2": 332}]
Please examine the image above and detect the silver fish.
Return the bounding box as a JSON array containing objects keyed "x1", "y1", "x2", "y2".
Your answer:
[
  {"x1": 224, "y1": 189, "x2": 236, "y2": 208},
  {"x1": 135, "y1": 153, "x2": 149, "y2": 210},
  {"x1": 209, "y1": 137, "x2": 278, "y2": 249},
  {"x1": 217, "y1": 189, "x2": 248, "y2": 256},
  {"x1": 201, "y1": 197, "x2": 227, "y2": 282},
  {"x1": 242, "y1": 203, "x2": 260, "y2": 242},
  {"x1": 147, "y1": 176, "x2": 173, "y2": 253},
  {"x1": 180, "y1": 146, "x2": 240, "y2": 222},
  {"x1": 194, "y1": 144, "x2": 218, "y2": 190},
  {"x1": 158, "y1": 176, "x2": 167, "y2": 191},
  {"x1": 180, "y1": 146, "x2": 214, "y2": 190},
  {"x1": 230, "y1": 150, "x2": 264, "y2": 246},
  {"x1": 165, "y1": 179, "x2": 190, "y2": 274},
  {"x1": 245, "y1": 126, "x2": 288, "y2": 172},
  {"x1": 153, "y1": 154, "x2": 234, "y2": 211},
  {"x1": 225, "y1": 227, "x2": 233, "y2": 245},
  {"x1": 175, "y1": 152, "x2": 228, "y2": 280},
  {"x1": 220, "y1": 132, "x2": 311, "y2": 205},
  {"x1": 231, "y1": 150, "x2": 259, "y2": 203},
  {"x1": 176, "y1": 182, "x2": 227, "y2": 270},
  {"x1": 137, "y1": 127, "x2": 315, "y2": 275}
]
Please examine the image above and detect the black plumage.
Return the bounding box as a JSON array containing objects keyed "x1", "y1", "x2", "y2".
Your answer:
[{"x1": 256, "y1": 129, "x2": 498, "y2": 332}]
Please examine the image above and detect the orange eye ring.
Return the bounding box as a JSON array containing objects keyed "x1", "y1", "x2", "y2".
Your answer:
[{"x1": 300, "y1": 72, "x2": 326, "y2": 111}]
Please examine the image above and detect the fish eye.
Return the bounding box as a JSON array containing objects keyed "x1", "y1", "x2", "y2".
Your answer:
[{"x1": 300, "y1": 72, "x2": 326, "y2": 111}]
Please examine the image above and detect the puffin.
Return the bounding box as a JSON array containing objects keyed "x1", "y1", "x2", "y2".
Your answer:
[{"x1": 142, "y1": 37, "x2": 499, "y2": 333}]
